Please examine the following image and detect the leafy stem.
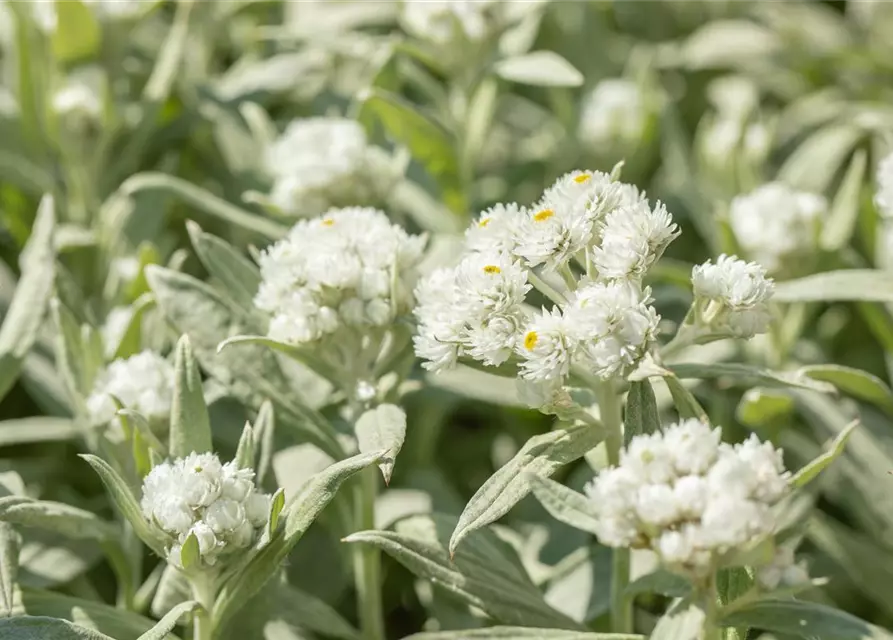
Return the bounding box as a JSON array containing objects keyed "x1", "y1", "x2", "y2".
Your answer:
[{"x1": 353, "y1": 466, "x2": 385, "y2": 640}]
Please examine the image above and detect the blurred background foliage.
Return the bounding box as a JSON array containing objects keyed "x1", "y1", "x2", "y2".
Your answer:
[{"x1": 2, "y1": 0, "x2": 893, "y2": 637}]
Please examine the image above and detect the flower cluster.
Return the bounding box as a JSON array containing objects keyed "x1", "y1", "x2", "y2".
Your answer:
[
  {"x1": 691, "y1": 254, "x2": 775, "y2": 339},
  {"x1": 141, "y1": 453, "x2": 271, "y2": 569},
  {"x1": 585, "y1": 419, "x2": 790, "y2": 576},
  {"x1": 579, "y1": 79, "x2": 649, "y2": 152},
  {"x1": 255, "y1": 207, "x2": 426, "y2": 347},
  {"x1": 264, "y1": 118, "x2": 400, "y2": 217},
  {"x1": 400, "y1": 0, "x2": 501, "y2": 44},
  {"x1": 728, "y1": 182, "x2": 827, "y2": 274},
  {"x1": 756, "y1": 540, "x2": 810, "y2": 590},
  {"x1": 415, "y1": 169, "x2": 674, "y2": 397},
  {"x1": 87, "y1": 351, "x2": 174, "y2": 427}
]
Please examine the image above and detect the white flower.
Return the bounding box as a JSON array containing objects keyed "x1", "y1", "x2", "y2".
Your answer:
[
  {"x1": 517, "y1": 307, "x2": 574, "y2": 382},
  {"x1": 86, "y1": 351, "x2": 175, "y2": 426},
  {"x1": 466, "y1": 202, "x2": 525, "y2": 254},
  {"x1": 586, "y1": 419, "x2": 790, "y2": 576},
  {"x1": 413, "y1": 252, "x2": 530, "y2": 372},
  {"x1": 593, "y1": 200, "x2": 679, "y2": 281},
  {"x1": 579, "y1": 79, "x2": 648, "y2": 150},
  {"x1": 691, "y1": 254, "x2": 774, "y2": 339},
  {"x1": 757, "y1": 540, "x2": 810, "y2": 590},
  {"x1": 264, "y1": 118, "x2": 400, "y2": 217},
  {"x1": 400, "y1": 0, "x2": 500, "y2": 43},
  {"x1": 83, "y1": 0, "x2": 146, "y2": 20},
  {"x1": 255, "y1": 207, "x2": 425, "y2": 347},
  {"x1": 729, "y1": 182, "x2": 827, "y2": 273},
  {"x1": 875, "y1": 152, "x2": 893, "y2": 219},
  {"x1": 565, "y1": 281, "x2": 660, "y2": 379},
  {"x1": 53, "y1": 68, "x2": 103, "y2": 122},
  {"x1": 140, "y1": 453, "x2": 270, "y2": 568}
]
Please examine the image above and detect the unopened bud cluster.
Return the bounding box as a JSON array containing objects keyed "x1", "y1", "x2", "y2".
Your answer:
[
  {"x1": 585, "y1": 419, "x2": 790, "y2": 576},
  {"x1": 140, "y1": 453, "x2": 271, "y2": 569},
  {"x1": 264, "y1": 118, "x2": 401, "y2": 218},
  {"x1": 87, "y1": 351, "x2": 174, "y2": 427},
  {"x1": 691, "y1": 254, "x2": 775, "y2": 339}
]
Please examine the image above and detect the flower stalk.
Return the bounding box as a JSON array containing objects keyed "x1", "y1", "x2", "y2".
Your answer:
[{"x1": 354, "y1": 467, "x2": 386, "y2": 640}]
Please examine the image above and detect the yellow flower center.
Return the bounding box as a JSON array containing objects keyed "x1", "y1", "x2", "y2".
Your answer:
[
  {"x1": 533, "y1": 208, "x2": 554, "y2": 222},
  {"x1": 573, "y1": 173, "x2": 591, "y2": 184},
  {"x1": 483, "y1": 265, "x2": 501, "y2": 274},
  {"x1": 478, "y1": 217, "x2": 491, "y2": 228},
  {"x1": 524, "y1": 331, "x2": 539, "y2": 350},
  {"x1": 194, "y1": 466, "x2": 203, "y2": 473},
  {"x1": 321, "y1": 219, "x2": 335, "y2": 226}
]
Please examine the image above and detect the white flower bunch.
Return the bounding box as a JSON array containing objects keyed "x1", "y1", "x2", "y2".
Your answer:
[
  {"x1": 400, "y1": 0, "x2": 501, "y2": 44},
  {"x1": 264, "y1": 118, "x2": 400, "y2": 218},
  {"x1": 585, "y1": 419, "x2": 790, "y2": 576},
  {"x1": 579, "y1": 79, "x2": 649, "y2": 152},
  {"x1": 728, "y1": 182, "x2": 827, "y2": 274},
  {"x1": 86, "y1": 351, "x2": 174, "y2": 426},
  {"x1": 415, "y1": 169, "x2": 674, "y2": 396},
  {"x1": 875, "y1": 151, "x2": 893, "y2": 219},
  {"x1": 141, "y1": 453, "x2": 271, "y2": 569},
  {"x1": 691, "y1": 254, "x2": 775, "y2": 339},
  {"x1": 255, "y1": 207, "x2": 426, "y2": 348},
  {"x1": 756, "y1": 539, "x2": 810, "y2": 590}
]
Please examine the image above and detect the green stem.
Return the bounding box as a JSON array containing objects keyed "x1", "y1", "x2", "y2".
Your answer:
[
  {"x1": 191, "y1": 575, "x2": 216, "y2": 640},
  {"x1": 598, "y1": 379, "x2": 633, "y2": 634},
  {"x1": 353, "y1": 467, "x2": 385, "y2": 640},
  {"x1": 700, "y1": 574, "x2": 720, "y2": 640}
]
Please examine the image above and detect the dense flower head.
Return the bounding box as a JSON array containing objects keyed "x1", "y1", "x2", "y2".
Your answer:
[
  {"x1": 141, "y1": 453, "x2": 271, "y2": 569},
  {"x1": 756, "y1": 540, "x2": 810, "y2": 590},
  {"x1": 86, "y1": 351, "x2": 174, "y2": 426},
  {"x1": 264, "y1": 118, "x2": 400, "y2": 217},
  {"x1": 593, "y1": 201, "x2": 679, "y2": 281},
  {"x1": 413, "y1": 251, "x2": 530, "y2": 372},
  {"x1": 585, "y1": 419, "x2": 790, "y2": 575},
  {"x1": 466, "y1": 202, "x2": 526, "y2": 254},
  {"x1": 728, "y1": 182, "x2": 827, "y2": 274},
  {"x1": 579, "y1": 79, "x2": 648, "y2": 149},
  {"x1": 875, "y1": 151, "x2": 893, "y2": 219},
  {"x1": 400, "y1": 0, "x2": 501, "y2": 43},
  {"x1": 691, "y1": 254, "x2": 774, "y2": 339},
  {"x1": 255, "y1": 207, "x2": 426, "y2": 346}
]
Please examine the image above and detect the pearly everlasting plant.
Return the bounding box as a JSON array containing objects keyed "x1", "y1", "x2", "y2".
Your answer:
[
  {"x1": 579, "y1": 78, "x2": 651, "y2": 155},
  {"x1": 86, "y1": 351, "x2": 174, "y2": 427},
  {"x1": 400, "y1": 0, "x2": 502, "y2": 45}
]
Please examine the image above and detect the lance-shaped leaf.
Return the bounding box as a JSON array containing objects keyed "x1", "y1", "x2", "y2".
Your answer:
[
  {"x1": 0, "y1": 195, "x2": 56, "y2": 401},
  {"x1": 651, "y1": 598, "x2": 703, "y2": 640},
  {"x1": 253, "y1": 400, "x2": 275, "y2": 484},
  {"x1": 527, "y1": 475, "x2": 600, "y2": 536},
  {"x1": 493, "y1": 51, "x2": 584, "y2": 87},
  {"x1": 820, "y1": 149, "x2": 867, "y2": 252},
  {"x1": 406, "y1": 629, "x2": 641, "y2": 639},
  {"x1": 450, "y1": 424, "x2": 602, "y2": 555},
  {"x1": 234, "y1": 422, "x2": 255, "y2": 470},
  {"x1": 186, "y1": 221, "x2": 261, "y2": 315},
  {"x1": 626, "y1": 570, "x2": 691, "y2": 598},
  {"x1": 800, "y1": 365, "x2": 893, "y2": 416},
  {"x1": 720, "y1": 599, "x2": 893, "y2": 640},
  {"x1": 212, "y1": 450, "x2": 385, "y2": 628},
  {"x1": 0, "y1": 417, "x2": 80, "y2": 447},
  {"x1": 0, "y1": 523, "x2": 22, "y2": 617},
  {"x1": 355, "y1": 403, "x2": 407, "y2": 484},
  {"x1": 774, "y1": 270, "x2": 893, "y2": 303},
  {"x1": 269, "y1": 584, "x2": 360, "y2": 640},
  {"x1": 169, "y1": 335, "x2": 212, "y2": 458},
  {"x1": 0, "y1": 497, "x2": 119, "y2": 541},
  {"x1": 790, "y1": 419, "x2": 858, "y2": 489},
  {"x1": 0, "y1": 616, "x2": 117, "y2": 639},
  {"x1": 346, "y1": 513, "x2": 583, "y2": 630},
  {"x1": 668, "y1": 363, "x2": 834, "y2": 393},
  {"x1": 137, "y1": 600, "x2": 198, "y2": 640},
  {"x1": 625, "y1": 380, "x2": 660, "y2": 444},
  {"x1": 79, "y1": 455, "x2": 167, "y2": 557}
]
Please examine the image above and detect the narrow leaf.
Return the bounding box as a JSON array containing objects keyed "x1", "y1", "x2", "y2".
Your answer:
[
  {"x1": 355, "y1": 403, "x2": 407, "y2": 484},
  {"x1": 180, "y1": 532, "x2": 199, "y2": 571},
  {"x1": 626, "y1": 571, "x2": 691, "y2": 598},
  {"x1": 268, "y1": 488, "x2": 285, "y2": 537},
  {"x1": 272, "y1": 584, "x2": 360, "y2": 640},
  {"x1": 790, "y1": 419, "x2": 858, "y2": 489},
  {"x1": 625, "y1": 380, "x2": 660, "y2": 444},
  {"x1": 0, "y1": 616, "x2": 117, "y2": 639},
  {"x1": 821, "y1": 149, "x2": 867, "y2": 251},
  {"x1": 137, "y1": 600, "x2": 198, "y2": 640},
  {"x1": 0, "y1": 417, "x2": 79, "y2": 447},
  {"x1": 450, "y1": 424, "x2": 602, "y2": 555},
  {"x1": 406, "y1": 629, "x2": 641, "y2": 639},
  {"x1": 720, "y1": 599, "x2": 892, "y2": 640},
  {"x1": 234, "y1": 422, "x2": 255, "y2": 470},
  {"x1": 662, "y1": 374, "x2": 708, "y2": 422},
  {"x1": 0, "y1": 523, "x2": 22, "y2": 617},
  {"x1": 254, "y1": 400, "x2": 275, "y2": 484},
  {"x1": 774, "y1": 270, "x2": 893, "y2": 303},
  {"x1": 169, "y1": 335, "x2": 212, "y2": 458},
  {"x1": 0, "y1": 497, "x2": 118, "y2": 541},
  {"x1": 186, "y1": 221, "x2": 261, "y2": 314},
  {"x1": 669, "y1": 363, "x2": 834, "y2": 393},
  {"x1": 800, "y1": 365, "x2": 893, "y2": 416},
  {"x1": 493, "y1": 51, "x2": 584, "y2": 87},
  {"x1": 528, "y1": 475, "x2": 600, "y2": 536},
  {"x1": 651, "y1": 598, "x2": 704, "y2": 640}
]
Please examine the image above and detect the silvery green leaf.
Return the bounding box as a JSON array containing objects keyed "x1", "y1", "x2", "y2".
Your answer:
[
  {"x1": 669, "y1": 363, "x2": 835, "y2": 393},
  {"x1": 186, "y1": 221, "x2": 261, "y2": 315},
  {"x1": 150, "y1": 566, "x2": 190, "y2": 619},
  {"x1": 217, "y1": 335, "x2": 340, "y2": 385},
  {"x1": 406, "y1": 629, "x2": 640, "y2": 639},
  {"x1": 234, "y1": 422, "x2": 255, "y2": 470},
  {"x1": 774, "y1": 270, "x2": 893, "y2": 303},
  {"x1": 717, "y1": 567, "x2": 753, "y2": 640},
  {"x1": 137, "y1": 600, "x2": 198, "y2": 640},
  {"x1": 790, "y1": 419, "x2": 858, "y2": 489},
  {"x1": 0, "y1": 417, "x2": 80, "y2": 446},
  {"x1": 0, "y1": 616, "x2": 117, "y2": 639},
  {"x1": 253, "y1": 400, "x2": 275, "y2": 484},
  {"x1": 0, "y1": 522, "x2": 22, "y2": 617},
  {"x1": 355, "y1": 403, "x2": 407, "y2": 484},
  {"x1": 0, "y1": 497, "x2": 118, "y2": 541},
  {"x1": 735, "y1": 388, "x2": 794, "y2": 428},
  {"x1": 23, "y1": 588, "x2": 180, "y2": 640},
  {"x1": 544, "y1": 546, "x2": 611, "y2": 624},
  {"x1": 778, "y1": 124, "x2": 864, "y2": 194},
  {"x1": 213, "y1": 450, "x2": 385, "y2": 628},
  {"x1": 50, "y1": 299, "x2": 90, "y2": 403},
  {"x1": 0, "y1": 195, "x2": 55, "y2": 402},
  {"x1": 120, "y1": 173, "x2": 287, "y2": 239},
  {"x1": 720, "y1": 599, "x2": 893, "y2": 640},
  {"x1": 800, "y1": 365, "x2": 893, "y2": 416},
  {"x1": 179, "y1": 532, "x2": 199, "y2": 571},
  {"x1": 169, "y1": 335, "x2": 213, "y2": 457},
  {"x1": 661, "y1": 373, "x2": 708, "y2": 422},
  {"x1": 626, "y1": 570, "x2": 691, "y2": 598},
  {"x1": 358, "y1": 89, "x2": 465, "y2": 214},
  {"x1": 423, "y1": 364, "x2": 526, "y2": 408},
  {"x1": 449, "y1": 424, "x2": 602, "y2": 555},
  {"x1": 527, "y1": 475, "x2": 600, "y2": 536},
  {"x1": 820, "y1": 149, "x2": 867, "y2": 251},
  {"x1": 346, "y1": 513, "x2": 582, "y2": 630},
  {"x1": 493, "y1": 51, "x2": 584, "y2": 87},
  {"x1": 146, "y1": 267, "x2": 342, "y2": 458},
  {"x1": 79, "y1": 454, "x2": 167, "y2": 557},
  {"x1": 624, "y1": 380, "x2": 660, "y2": 445},
  {"x1": 268, "y1": 488, "x2": 285, "y2": 537},
  {"x1": 268, "y1": 584, "x2": 360, "y2": 640},
  {"x1": 650, "y1": 598, "x2": 704, "y2": 640},
  {"x1": 111, "y1": 294, "x2": 157, "y2": 361},
  {"x1": 681, "y1": 20, "x2": 779, "y2": 69}
]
